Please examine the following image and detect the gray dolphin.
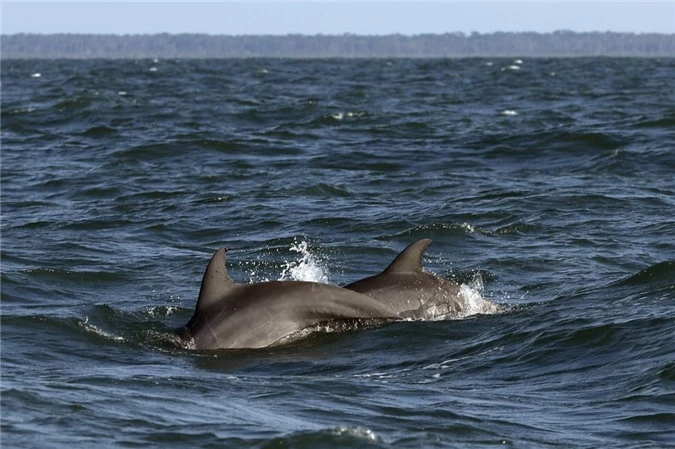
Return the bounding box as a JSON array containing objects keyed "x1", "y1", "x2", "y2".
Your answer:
[
  {"x1": 180, "y1": 247, "x2": 398, "y2": 350},
  {"x1": 344, "y1": 239, "x2": 471, "y2": 319}
]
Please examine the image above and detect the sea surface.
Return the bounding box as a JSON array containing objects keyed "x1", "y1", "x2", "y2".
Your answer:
[{"x1": 2, "y1": 58, "x2": 674, "y2": 448}]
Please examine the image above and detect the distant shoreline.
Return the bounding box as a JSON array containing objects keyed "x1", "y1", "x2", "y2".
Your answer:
[{"x1": 2, "y1": 32, "x2": 674, "y2": 59}]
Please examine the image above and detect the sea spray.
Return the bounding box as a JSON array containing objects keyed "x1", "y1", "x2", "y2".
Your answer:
[
  {"x1": 458, "y1": 272, "x2": 502, "y2": 317},
  {"x1": 279, "y1": 239, "x2": 329, "y2": 283}
]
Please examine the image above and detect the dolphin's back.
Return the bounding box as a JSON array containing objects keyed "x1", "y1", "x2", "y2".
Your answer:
[
  {"x1": 345, "y1": 271, "x2": 462, "y2": 319},
  {"x1": 344, "y1": 239, "x2": 463, "y2": 319},
  {"x1": 185, "y1": 281, "x2": 397, "y2": 349}
]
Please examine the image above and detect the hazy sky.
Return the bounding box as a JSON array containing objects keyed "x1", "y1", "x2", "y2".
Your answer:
[{"x1": 2, "y1": 1, "x2": 674, "y2": 35}]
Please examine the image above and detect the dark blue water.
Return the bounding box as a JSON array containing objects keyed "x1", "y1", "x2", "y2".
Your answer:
[{"x1": 2, "y1": 58, "x2": 674, "y2": 448}]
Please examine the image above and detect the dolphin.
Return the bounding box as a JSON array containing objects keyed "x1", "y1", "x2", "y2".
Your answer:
[
  {"x1": 344, "y1": 239, "x2": 473, "y2": 319},
  {"x1": 180, "y1": 247, "x2": 399, "y2": 350}
]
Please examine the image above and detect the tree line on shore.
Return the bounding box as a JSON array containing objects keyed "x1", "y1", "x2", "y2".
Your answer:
[{"x1": 2, "y1": 31, "x2": 674, "y2": 59}]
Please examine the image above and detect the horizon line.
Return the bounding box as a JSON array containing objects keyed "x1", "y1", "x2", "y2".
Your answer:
[{"x1": 4, "y1": 30, "x2": 675, "y2": 37}]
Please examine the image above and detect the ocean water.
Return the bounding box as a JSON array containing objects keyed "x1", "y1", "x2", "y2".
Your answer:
[{"x1": 1, "y1": 58, "x2": 674, "y2": 448}]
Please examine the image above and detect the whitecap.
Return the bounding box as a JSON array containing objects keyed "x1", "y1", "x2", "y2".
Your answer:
[
  {"x1": 10, "y1": 106, "x2": 36, "y2": 113},
  {"x1": 501, "y1": 110, "x2": 518, "y2": 116},
  {"x1": 31, "y1": 73, "x2": 41, "y2": 78},
  {"x1": 423, "y1": 356, "x2": 470, "y2": 370},
  {"x1": 332, "y1": 111, "x2": 364, "y2": 120},
  {"x1": 78, "y1": 316, "x2": 125, "y2": 342},
  {"x1": 330, "y1": 426, "x2": 381, "y2": 443}
]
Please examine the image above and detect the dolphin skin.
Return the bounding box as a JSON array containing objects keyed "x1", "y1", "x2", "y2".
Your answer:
[
  {"x1": 181, "y1": 247, "x2": 398, "y2": 350},
  {"x1": 344, "y1": 239, "x2": 471, "y2": 319}
]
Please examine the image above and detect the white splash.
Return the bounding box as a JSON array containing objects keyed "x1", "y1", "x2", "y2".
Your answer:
[
  {"x1": 146, "y1": 306, "x2": 179, "y2": 317},
  {"x1": 501, "y1": 110, "x2": 518, "y2": 116},
  {"x1": 279, "y1": 240, "x2": 329, "y2": 283},
  {"x1": 31, "y1": 72, "x2": 42, "y2": 78},
  {"x1": 458, "y1": 273, "x2": 502, "y2": 317}
]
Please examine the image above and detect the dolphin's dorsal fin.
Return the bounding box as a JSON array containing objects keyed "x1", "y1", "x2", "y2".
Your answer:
[
  {"x1": 384, "y1": 239, "x2": 432, "y2": 274},
  {"x1": 196, "y1": 247, "x2": 236, "y2": 311}
]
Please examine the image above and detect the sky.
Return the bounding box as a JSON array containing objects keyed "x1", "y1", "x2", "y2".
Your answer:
[{"x1": 2, "y1": 1, "x2": 674, "y2": 35}]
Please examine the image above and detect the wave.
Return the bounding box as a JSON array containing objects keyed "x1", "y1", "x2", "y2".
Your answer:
[
  {"x1": 379, "y1": 221, "x2": 542, "y2": 240},
  {"x1": 78, "y1": 125, "x2": 118, "y2": 137},
  {"x1": 263, "y1": 426, "x2": 384, "y2": 448},
  {"x1": 612, "y1": 261, "x2": 675, "y2": 287},
  {"x1": 21, "y1": 267, "x2": 132, "y2": 284},
  {"x1": 633, "y1": 111, "x2": 675, "y2": 129}
]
